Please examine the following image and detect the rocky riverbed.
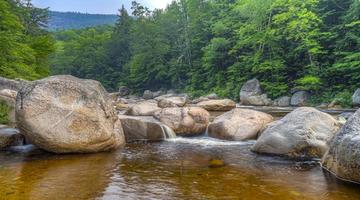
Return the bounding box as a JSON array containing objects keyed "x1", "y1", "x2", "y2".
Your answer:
[{"x1": 0, "y1": 75, "x2": 360, "y2": 199}]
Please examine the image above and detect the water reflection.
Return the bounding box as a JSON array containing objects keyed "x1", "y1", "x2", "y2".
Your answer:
[{"x1": 0, "y1": 138, "x2": 359, "y2": 200}]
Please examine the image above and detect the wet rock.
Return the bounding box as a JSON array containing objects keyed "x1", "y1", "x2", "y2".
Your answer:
[
  {"x1": 352, "y1": 89, "x2": 360, "y2": 107},
  {"x1": 126, "y1": 101, "x2": 162, "y2": 116},
  {"x1": 273, "y1": 96, "x2": 291, "y2": 107},
  {"x1": 208, "y1": 108, "x2": 273, "y2": 141},
  {"x1": 240, "y1": 79, "x2": 272, "y2": 106},
  {"x1": 143, "y1": 90, "x2": 154, "y2": 99},
  {"x1": 154, "y1": 107, "x2": 210, "y2": 136},
  {"x1": 0, "y1": 77, "x2": 22, "y2": 91},
  {"x1": 252, "y1": 107, "x2": 340, "y2": 159},
  {"x1": 0, "y1": 89, "x2": 17, "y2": 125},
  {"x1": 158, "y1": 96, "x2": 188, "y2": 108},
  {"x1": 321, "y1": 109, "x2": 360, "y2": 183},
  {"x1": 118, "y1": 86, "x2": 130, "y2": 97},
  {"x1": 290, "y1": 91, "x2": 310, "y2": 106},
  {"x1": 15, "y1": 75, "x2": 125, "y2": 154},
  {"x1": 0, "y1": 127, "x2": 24, "y2": 149},
  {"x1": 197, "y1": 99, "x2": 236, "y2": 111},
  {"x1": 119, "y1": 115, "x2": 175, "y2": 142}
]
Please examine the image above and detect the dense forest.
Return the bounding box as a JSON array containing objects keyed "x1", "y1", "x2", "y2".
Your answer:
[
  {"x1": 0, "y1": 0, "x2": 54, "y2": 80},
  {"x1": 50, "y1": 0, "x2": 360, "y2": 105},
  {"x1": 1, "y1": 0, "x2": 359, "y2": 106},
  {"x1": 48, "y1": 11, "x2": 117, "y2": 30}
]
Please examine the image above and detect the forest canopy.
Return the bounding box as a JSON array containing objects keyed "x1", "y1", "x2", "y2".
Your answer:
[
  {"x1": 0, "y1": 0, "x2": 54, "y2": 80},
  {"x1": 50, "y1": 0, "x2": 360, "y2": 103},
  {"x1": 1, "y1": 0, "x2": 359, "y2": 105}
]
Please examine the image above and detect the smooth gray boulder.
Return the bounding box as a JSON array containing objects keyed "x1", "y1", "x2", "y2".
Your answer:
[
  {"x1": 0, "y1": 127, "x2": 24, "y2": 149},
  {"x1": 252, "y1": 107, "x2": 340, "y2": 158},
  {"x1": 208, "y1": 109, "x2": 273, "y2": 141},
  {"x1": 154, "y1": 107, "x2": 210, "y2": 136},
  {"x1": 321, "y1": 109, "x2": 360, "y2": 183},
  {"x1": 143, "y1": 90, "x2": 154, "y2": 99},
  {"x1": 118, "y1": 86, "x2": 130, "y2": 96},
  {"x1": 290, "y1": 91, "x2": 310, "y2": 106},
  {"x1": 119, "y1": 115, "x2": 175, "y2": 142},
  {"x1": 16, "y1": 75, "x2": 125, "y2": 154},
  {"x1": 240, "y1": 79, "x2": 271, "y2": 106},
  {"x1": 352, "y1": 89, "x2": 360, "y2": 107},
  {"x1": 273, "y1": 96, "x2": 291, "y2": 107}
]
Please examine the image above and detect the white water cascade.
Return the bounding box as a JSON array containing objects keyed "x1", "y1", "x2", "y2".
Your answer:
[{"x1": 160, "y1": 124, "x2": 177, "y2": 139}]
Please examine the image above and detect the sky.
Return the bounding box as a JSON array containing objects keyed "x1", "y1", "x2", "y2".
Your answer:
[{"x1": 32, "y1": 0, "x2": 174, "y2": 14}]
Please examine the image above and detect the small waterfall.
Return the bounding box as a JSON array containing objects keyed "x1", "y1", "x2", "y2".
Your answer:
[
  {"x1": 204, "y1": 125, "x2": 209, "y2": 137},
  {"x1": 160, "y1": 124, "x2": 176, "y2": 139}
]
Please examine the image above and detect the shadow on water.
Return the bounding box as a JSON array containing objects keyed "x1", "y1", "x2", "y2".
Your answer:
[{"x1": 0, "y1": 137, "x2": 360, "y2": 200}]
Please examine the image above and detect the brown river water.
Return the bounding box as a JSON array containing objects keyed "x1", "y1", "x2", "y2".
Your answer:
[
  {"x1": 0, "y1": 137, "x2": 359, "y2": 200},
  {"x1": 1, "y1": 108, "x2": 359, "y2": 200}
]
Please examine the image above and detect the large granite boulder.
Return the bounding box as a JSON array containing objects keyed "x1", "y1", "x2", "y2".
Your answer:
[
  {"x1": 0, "y1": 89, "x2": 17, "y2": 125},
  {"x1": 353, "y1": 89, "x2": 360, "y2": 107},
  {"x1": 197, "y1": 99, "x2": 236, "y2": 111},
  {"x1": 252, "y1": 107, "x2": 340, "y2": 158},
  {"x1": 240, "y1": 79, "x2": 271, "y2": 106},
  {"x1": 154, "y1": 107, "x2": 210, "y2": 136},
  {"x1": 273, "y1": 96, "x2": 291, "y2": 107},
  {"x1": 158, "y1": 96, "x2": 188, "y2": 108},
  {"x1": 321, "y1": 109, "x2": 360, "y2": 183},
  {"x1": 15, "y1": 75, "x2": 125, "y2": 154},
  {"x1": 125, "y1": 100, "x2": 161, "y2": 116},
  {"x1": 119, "y1": 115, "x2": 175, "y2": 142},
  {"x1": 290, "y1": 91, "x2": 310, "y2": 106},
  {"x1": 208, "y1": 109, "x2": 273, "y2": 141},
  {"x1": 0, "y1": 127, "x2": 24, "y2": 149}
]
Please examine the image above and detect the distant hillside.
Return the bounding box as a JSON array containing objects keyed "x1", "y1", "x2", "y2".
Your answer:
[{"x1": 48, "y1": 11, "x2": 117, "y2": 30}]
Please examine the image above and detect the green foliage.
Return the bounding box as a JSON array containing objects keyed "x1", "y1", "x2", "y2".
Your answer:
[
  {"x1": 0, "y1": 0, "x2": 54, "y2": 80},
  {"x1": 0, "y1": 101, "x2": 10, "y2": 125},
  {"x1": 49, "y1": 0, "x2": 360, "y2": 107}
]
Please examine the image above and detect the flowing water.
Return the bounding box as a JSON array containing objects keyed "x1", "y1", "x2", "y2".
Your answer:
[{"x1": 0, "y1": 137, "x2": 359, "y2": 200}]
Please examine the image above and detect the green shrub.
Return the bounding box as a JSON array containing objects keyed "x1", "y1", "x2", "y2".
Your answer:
[{"x1": 0, "y1": 101, "x2": 10, "y2": 125}]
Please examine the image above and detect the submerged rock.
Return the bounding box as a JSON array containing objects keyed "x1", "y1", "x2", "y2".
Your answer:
[
  {"x1": 119, "y1": 115, "x2": 175, "y2": 142},
  {"x1": 353, "y1": 89, "x2": 360, "y2": 107},
  {"x1": 0, "y1": 127, "x2": 24, "y2": 149},
  {"x1": 252, "y1": 107, "x2": 340, "y2": 159},
  {"x1": 208, "y1": 108, "x2": 273, "y2": 141},
  {"x1": 240, "y1": 79, "x2": 272, "y2": 106},
  {"x1": 290, "y1": 91, "x2": 310, "y2": 106},
  {"x1": 15, "y1": 75, "x2": 125, "y2": 154},
  {"x1": 154, "y1": 107, "x2": 210, "y2": 136},
  {"x1": 321, "y1": 109, "x2": 360, "y2": 183},
  {"x1": 197, "y1": 99, "x2": 236, "y2": 111},
  {"x1": 126, "y1": 101, "x2": 161, "y2": 116}
]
